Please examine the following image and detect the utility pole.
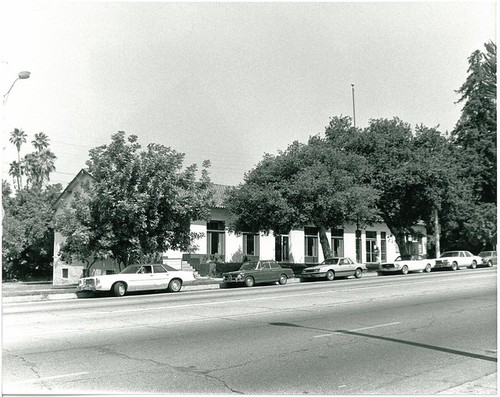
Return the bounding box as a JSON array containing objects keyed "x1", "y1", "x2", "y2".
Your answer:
[{"x1": 351, "y1": 83, "x2": 356, "y2": 128}]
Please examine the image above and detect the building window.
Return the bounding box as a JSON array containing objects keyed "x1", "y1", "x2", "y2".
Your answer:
[
  {"x1": 243, "y1": 233, "x2": 260, "y2": 257},
  {"x1": 275, "y1": 235, "x2": 289, "y2": 262},
  {"x1": 331, "y1": 229, "x2": 344, "y2": 257},
  {"x1": 207, "y1": 221, "x2": 225, "y2": 256},
  {"x1": 365, "y1": 231, "x2": 377, "y2": 263},
  {"x1": 356, "y1": 230, "x2": 362, "y2": 263},
  {"x1": 381, "y1": 232, "x2": 387, "y2": 262},
  {"x1": 62, "y1": 268, "x2": 68, "y2": 279},
  {"x1": 304, "y1": 227, "x2": 319, "y2": 263}
]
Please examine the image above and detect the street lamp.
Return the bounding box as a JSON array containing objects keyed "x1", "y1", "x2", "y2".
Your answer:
[
  {"x1": 351, "y1": 83, "x2": 356, "y2": 128},
  {"x1": 3, "y1": 71, "x2": 31, "y2": 104}
]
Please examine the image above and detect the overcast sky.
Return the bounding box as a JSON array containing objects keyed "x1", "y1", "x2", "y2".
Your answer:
[{"x1": 1, "y1": 1, "x2": 496, "y2": 188}]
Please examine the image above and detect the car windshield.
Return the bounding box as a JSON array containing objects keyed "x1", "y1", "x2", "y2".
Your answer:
[
  {"x1": 396, "y1": 255, "x2": 413, "y2": 261},
  {"x1": 120, "y1": 265, "x2": 143, "y2": 274},
  {"x1": 240, "y1": 262, "x2": 258, "y2": 270},
  {"x1": 440, "y1": 252, "x2": 459, "y2": 258},
  {"x1": 323, "y1": 258, "x2": 340, "y2": 264}
]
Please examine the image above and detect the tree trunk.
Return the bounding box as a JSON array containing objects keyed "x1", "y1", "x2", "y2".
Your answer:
[
  {"x1": 379, "y1": 212, "x2": 408, "y2": 256},
  {"x1": 85, "y1": 259, "x2": 98, "y2": 277},
  {"x1": 395, "y1": 233, "x2": 408, "y2": 256},
  {"x1": 318, "y1": 225, "x2": 332, "y2": 260},
  {"x1": 433, "y1": 206, "x2": 440, "y2": 258}
]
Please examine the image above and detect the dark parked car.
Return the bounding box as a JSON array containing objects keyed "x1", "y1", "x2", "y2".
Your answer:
[
  {"x1": 479, "y1": 251, "x2": 497, "y2": 267},
  {"x1": 220, "y1": 260, "x2": 294, "y2": 288}
]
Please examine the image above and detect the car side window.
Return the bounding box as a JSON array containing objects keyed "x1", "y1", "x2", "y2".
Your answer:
[
  {"x1": 262, "y1": 262, "x2": 270, "y2": 270},
  {"x1": 153, "y1": 265, "x2": 167, "y2": 273}
]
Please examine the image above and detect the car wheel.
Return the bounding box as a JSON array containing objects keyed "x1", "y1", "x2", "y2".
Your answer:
[
  {"x1": 424, "y1": 263, "x2": 432, "y2": 273},
  {"x1": 451, "y1": 261, "x2": 458, "y2": 271},
  {"x1": 487, "y1": 260, "x2": 493, "y2": 267},
  {"x1": 325, "y1": 270, "x2": 335, "y2": 281},
  {"x1": 401, "y1": 265, "x2": 409, "y2": 275},
  {"x1": 354, "y1": 268, "x2": 363, "y2": 278},
  {"x1": 168, "y1": 279, "x2": 182, "y2": 292},
  {"x1": 244, "y1": 276, "x2": 255, "y2": 287},
  {"x1": 278, "y1": 274, "x2": 288, "y2": 285},
  {"x1": 470, "y1": 260, "x2": 477, "y2": 269},
  {"x1": 113, "y1": 282, "x2": 126, "y2": 297}
]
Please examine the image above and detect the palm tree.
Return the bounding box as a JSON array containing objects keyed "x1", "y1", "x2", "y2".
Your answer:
[
  {"x1": 32, "y1": 132, "x2": 50, "y2": 152},
  {"x1": 9, "y1": 128, "x2": 27, "y2": 189},
  {"x1": 23, "y1": 153, "x2": 39, "y2": 189},
  {"x1": 23, "y1": 149, "x2": 57, "y2": 188},
  {"x1": 38, "y1": 149, "x2": 57, "y2": 185},
  {"x1": 8, "y1": 161, "x2": 22, "y2": 190}
]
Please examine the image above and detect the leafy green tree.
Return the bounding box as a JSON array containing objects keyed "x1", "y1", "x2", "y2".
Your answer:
[
  {"x1": 410, "y1": 125, "x2": 465, "y2": 256},
  {"x1": 328, "y1": 117, "x2": 431, "y2": 255},
  {"x1": 55, "y1": 131, "x2": 213, "y2": 271},
  {"x1": 225, "y1": 125, "x2": 379, "y2": 259},
  {"x1": 452, "y1": 41, "x2": 496, "y2": 203},
  {"x1": 2, "y1": 183, "x2": 61, "y2": 279}
]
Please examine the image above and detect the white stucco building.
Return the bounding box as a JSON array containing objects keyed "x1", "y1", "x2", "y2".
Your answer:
[{"x1": 52, "y1": 172, "x2": 427, "y2": 285}]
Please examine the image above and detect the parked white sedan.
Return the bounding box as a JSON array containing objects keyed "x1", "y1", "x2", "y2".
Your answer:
[
  {"x1": 77, "y1": 264, "x2": 196, "y2": 296},
  {"x1": 434, "y1": 251, "x2": 482, "y2": 271},
  {"x1": 378, "y1": 254, "x2": 433, "y2": 275},
  {"x1": 300, "y1": 257, "x2": 366, "y2": 282}
]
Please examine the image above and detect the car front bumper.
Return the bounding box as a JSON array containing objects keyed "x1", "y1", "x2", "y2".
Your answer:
[
  {"x1": 433, "y1": 262, "x2": 452, "y2": 269},
  {"x1": 377, "y1": 268, "x2": 403, "y2": 274},
  {"x1": 300, "y1": 272, "x2": 327, "y2": 280}
]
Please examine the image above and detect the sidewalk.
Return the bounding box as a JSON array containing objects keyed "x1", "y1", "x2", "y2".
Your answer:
[
  {"x1": 1, "y1": 277, "x2": 224, "y2": 303},
  {"x1": 2, "y1": 271, "x2": 379, "y2": 303}
]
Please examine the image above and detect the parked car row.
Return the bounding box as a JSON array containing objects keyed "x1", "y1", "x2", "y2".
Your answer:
[
  {"x1": 77, "y1": 251, "x2": 496, "y2": 297},
  {"x1": 379, "y1": 250, "x2": 495, "y2": 275}
]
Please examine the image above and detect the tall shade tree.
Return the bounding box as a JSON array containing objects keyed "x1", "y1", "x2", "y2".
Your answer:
[
  {"x1": 411, "y1": 125, "x2": 464, "y2": 257},
  {"x1": 225, "y1": 125, "x2": 379, "y2": 260},
  {"x1": 452, "y1": 41, "x2": 496, "y2": 203},
  {"x1": 55, "y1": 131, "x2": 213, "y2": 270},
  {"x1": 2, "y1": 183, "x2": 62, "y2": 279},
  {"x1": 328, "y1": 117, "x2": 427, "y2": 255},
  {"x1": 8, "y1": 128, "x2": 27, "y2": 190}
]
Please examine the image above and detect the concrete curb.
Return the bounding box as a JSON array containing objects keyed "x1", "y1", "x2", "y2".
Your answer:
[{"x1": 3, "y1": 271, "x2": 380, "y2": 303}]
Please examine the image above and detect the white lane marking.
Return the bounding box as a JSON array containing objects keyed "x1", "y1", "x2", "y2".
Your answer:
[
  {"x1": 350, "y1": 322, "x2": 401, "y2": 332},
  {"x1": 313, "y1": 321, "x2": 401, "y2": 338},
  {"x1": 314, "y1": 333, "x2": 334, "y2": 338},
  {"x1": 4, "y1": 371, "x2": 88, "y2": 385}
]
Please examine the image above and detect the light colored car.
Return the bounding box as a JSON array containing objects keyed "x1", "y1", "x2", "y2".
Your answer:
[
  {"x1": 479, "y1": 251, "x2": 497, "y2": 267},
  {"x1": 378, "y1": 254, "x2": 433, "y2": 275},
  {"x1": 434, "y1": 251, "x2": 482, "y2": 271},
  {"x1": 300, "y1": 257, "x2": 365, "y2": 282},
  {"x1": 77, "y1": 264, "x2": 196, "y2": 297}
]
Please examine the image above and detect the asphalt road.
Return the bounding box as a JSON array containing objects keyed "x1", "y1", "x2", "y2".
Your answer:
[{"x1": 3, "y1": 268, "x2": 497, "y2": 395}]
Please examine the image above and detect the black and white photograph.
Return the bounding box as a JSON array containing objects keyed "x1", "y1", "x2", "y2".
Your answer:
[{"x1": 2, "y1": 0, "x2": 496, "y2": 395}]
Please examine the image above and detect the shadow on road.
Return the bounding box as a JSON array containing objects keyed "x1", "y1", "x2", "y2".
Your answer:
[{"x1": 269, "y1": 322, "x2": 497, "y2": 363}]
